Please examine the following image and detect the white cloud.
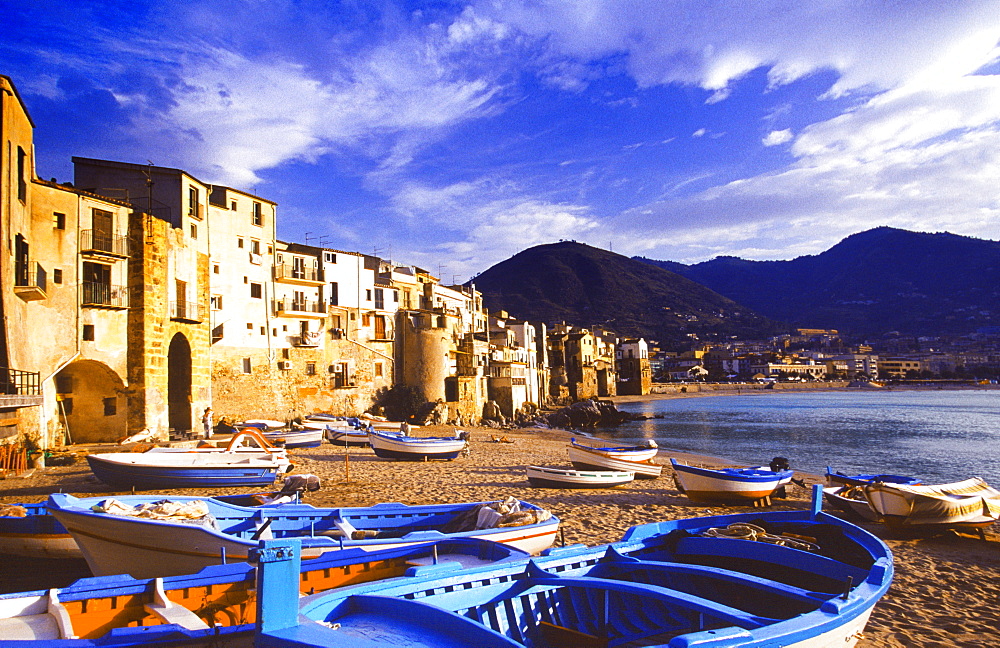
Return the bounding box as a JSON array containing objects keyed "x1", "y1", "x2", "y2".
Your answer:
[{"x1": 762, "y1": 129, "x2": 793, "y2": 146}]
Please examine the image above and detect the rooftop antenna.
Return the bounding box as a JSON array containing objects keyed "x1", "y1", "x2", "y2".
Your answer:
[{"x1": 304, "y1": 232, "x2": 315, "y2": 244}]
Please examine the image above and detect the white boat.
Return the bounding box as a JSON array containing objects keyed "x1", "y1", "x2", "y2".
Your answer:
[
  {"x1": 260, "y1": 427, "x2": 324, "y2": 448},
  {"x1": 822, "y1": 485, "x2": 881, "y2": 522},
  {"x1": 670, "y1": 458, "x2": 793, "y2": 504},
  {"x1": 47, "y1": 494, "x2": 559, "y2": 578},
  {"x1": 325, "y1": 426, "x2": 370, "y2": 447},
  {"x1": 567, "y1": 443, "x2": 662, "y2": 479},
  {"x1": 863, "y1": 477, "x2": 1000, "y2": 531},
  {"x1": 368, "y1": 430, "x2": 467, "y2": 461},
  {"x1": 570, "y1": 437, "x2": 658, "y2": 462},
  {"x1": 0, "y1": 502, "x2": 81, "y2": 559},
  {"x1": 525, "y1": 465, "x2": 634, "y2": 488}
]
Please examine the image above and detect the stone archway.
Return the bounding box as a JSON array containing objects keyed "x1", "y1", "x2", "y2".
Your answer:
[
  {"x1": 54, "y1": 360, "x2": 127, "y2": 443},
  {"x1": 167, "y1": 333, "x2": 192, "y2": 435}
]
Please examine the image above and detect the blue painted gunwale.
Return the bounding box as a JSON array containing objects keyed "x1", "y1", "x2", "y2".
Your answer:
[
  {"x1": 257, "y1": 488, "x2": 893, "y2": 648},
  {"x1": 824, "y1": 467, "x2": 921, "y2": 487},
  {"x1": 0, "y1": 539, "x2": 527, "y2": 647},
  {"x1": 0, "y1": 502, "x2": 68, "y2": 537},
  {"x1": 671, "y1": 458, "x2": 794, "y2": 483},
  {"x1": 84, "y1": 454, "x2": 283, "y2": 489},
  {"x1": 367, "y1": 431, "x2": 466, "y2": 461}
]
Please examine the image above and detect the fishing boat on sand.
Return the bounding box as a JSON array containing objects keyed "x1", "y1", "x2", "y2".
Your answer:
[
  {"x1": 256, "y1": 485, "x2": 893, "y2": 648},
  {"x1": 863, "y1": 477, "x2": 1000, "y2": 532},
  {"x1": 822, "y1": 485, "x2": 881, "y2": 522},
  {"x1": 569, "y1": 437, "x2": 659, "y2": 462},
  {"x1": 567, "y1": 441, "x2": 662, "y2": 479},
  {"x1": 671, "y1": 458, "x2": 794, "y2": 504},
  {"x1": 824, "y1": 467, "x2": 921, "y2": 488},
  {"x1": 85, "y1": 430, "x2": 292, "y2": 489},
  {"x1": 0, "y1": 538, "x2": 527, "y2": 645},
  {"x1": 367, "y1": 430, "x2": 467, "y2": 461},
  {"x1": 47, "y1": 493, "x2": 558, "y2": 578},
  {"x1": 525, "y1": 465, "x2": 634, "y2": 489},
  {"x1": 0, "y1": 502, "x2": 81, "y2": 560}
]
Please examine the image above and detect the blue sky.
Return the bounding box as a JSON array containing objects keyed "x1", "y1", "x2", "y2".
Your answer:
[{"x1": 3, "y1": 1, "x2": 999, "y2": 282}]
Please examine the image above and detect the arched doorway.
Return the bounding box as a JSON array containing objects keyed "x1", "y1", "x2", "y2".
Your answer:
[
  {"x1": 54, "y1": 360, "x2": 126, "y2": 443},
  {"x1": 167, "y1": 333, "x2": 192, "y2": 435}
]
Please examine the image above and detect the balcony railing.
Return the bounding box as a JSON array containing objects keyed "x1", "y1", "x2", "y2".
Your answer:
[
  {"x1": 14, "y1": 261, "x2": 46, "y2": 300},
  {"x1": 0, "y1": 367, "x2": 40, "y2": 396},
  {"x1": 82, "y1": 282, "x2": 129, "y2": 308},
  {"x1": 273, "y1": 298, "x2": 327, "y2": 317},
  {"x1": 293, "y1": 331, "x2": 323, "y2": 347},
  {"x1": 81, "y1": 229, "x2": 130, "y2": 257},
  {"x1": 170, "y1": 300, "x2": 202, "y2": 322},
  {"x1": 274, "y1": 263, "x2": 322, "y2": 284}
]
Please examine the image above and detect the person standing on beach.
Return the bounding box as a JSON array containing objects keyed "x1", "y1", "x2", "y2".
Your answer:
[{"x1": 202, "y1": 407, "x2": 213, "y2": 439}]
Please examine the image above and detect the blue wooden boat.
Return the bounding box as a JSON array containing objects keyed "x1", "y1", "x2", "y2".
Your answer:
[
  {"x1": 0, "y1": 502, "x2": 80, "y2": 560},
  {"x1": 47, "y1": 493, "x2": 558, "y2": 579},
  {"x1": 368, "y1": 430, "x2": 467, "y2": 461},
  {"x1": 671, "y1": 458, "x2": 794, "y2": 504},
  {"x1": 0, "y1": 538, "x2": 527, "y2": 645},
  {"x1": 824, "y1": 467, "x2": 922, "y2": 487},
  {"x1": 256, "y1": 485, "x2": 893, "y2": 648}
]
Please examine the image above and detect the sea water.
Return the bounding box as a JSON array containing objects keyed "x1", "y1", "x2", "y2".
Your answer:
[{"x1": 612, "y1": 389, "x2": 1000, "y2": 485}]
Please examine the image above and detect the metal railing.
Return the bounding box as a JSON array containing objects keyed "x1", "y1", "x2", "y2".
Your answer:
[
  {"x1": 273, "y1": 298, "x2": 326, "y2": 315},
  {"x1": 81, "y1": 230, "x2": 130, "y2": 256},
  {"x1": 14, "y1": 260, "x2": 46, "y2": 292},
  {"x1": 0, "y1": 367, "x2": 40, "y2": 396},
  {"x1": 82, "y1": 282, "x2": 129, "y2": 308},
  {"x1": 274, "y1": 264, "x2": 322, "y2": 282},
  {"x1": 170, "y1": 300, "x2": 201, "y2": 321}
]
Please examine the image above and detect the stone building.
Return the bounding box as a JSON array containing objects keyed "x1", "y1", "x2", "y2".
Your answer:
[{"x1": 616, "y1": 338, "x2": 652, "y2": 395}]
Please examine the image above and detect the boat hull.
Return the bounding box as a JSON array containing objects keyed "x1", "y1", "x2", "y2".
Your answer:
[
  {"x1": 48, "y1": 494, "x2": 559, "y2": 578},
  {"x1": 0, "y1": 503, "x2": 81, "y2": 559},
  {"x1": 863, "y1": 478, "x2": 1000, "y2": 530},
  {"x1": 567, "y1": 444, "x2": 661, "y2": 478},
  {"x1": 570, "y1": 438, "x2": 658, "y2": 462},
  {"x1": 671, "y1": 459, "x2": 793, "y2": 503},
  {"x1": 368, "y1": 432, "x2": 467, "y2": 461},
  {"x1": 85, "y1": 454, "x2": 284, "y2": 489},
  {"x1": 822, "y1": 486, "x2": 880, "y2": 522},
  {"x1": 324, "y1": 428, "x2": 370, "y2": 447},
  {"x1": 526, "y1": 465, "x2": 634, "y2": 488},
  {"x1": 262, "y1": 428, "x2": 323, "y2": 448}
]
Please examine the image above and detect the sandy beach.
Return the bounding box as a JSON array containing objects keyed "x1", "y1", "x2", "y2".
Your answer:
[{"x1": 1, "y1": 424, "x2": 997, "y2": 647}]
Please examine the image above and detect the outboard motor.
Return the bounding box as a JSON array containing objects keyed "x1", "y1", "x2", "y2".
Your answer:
[{"x1": 769, "y1": 457, "x2": 790, "y2": 498}]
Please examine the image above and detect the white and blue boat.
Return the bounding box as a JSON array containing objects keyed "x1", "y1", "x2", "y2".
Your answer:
[
  {"x1": 47, "y1": 494, "x2": 558, "y2": 579},
  {"x1": 824, "y1": 467, "x2": 922, "y2": 487},
  {"x1": 368, "y1": 430, "x2": 467, "y2": 461},
  {"x1": 570, "y1": 437, "x2": 659, "y2": 462},
  {"x1": 671, "y1": 458, "x2": 794, "y2": 504},
  {"x1": 0, "y1": 502, "x2": 80, "y2": 560},
  {"x1": 0, "y1": 538, "x2": 528, "y2": 645},
  {"x1": 256, "y1": 486, "x2": 893, "y2": 648}
]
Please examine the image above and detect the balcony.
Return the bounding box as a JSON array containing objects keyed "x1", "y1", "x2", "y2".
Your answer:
[
  {"x1": 81, "y1": 229, "x2": 129, "y2": 258},
  {"x1": 14, "y1": 261, "x2": 46, "y2": 301},
  {"x1": 170, "y1": 300, "x2": 202, "y2": 323},
  {"x1": 273, "y1": 263, "x2": 323, "y2": 286},
  {"x1": 0, "y1": 367, "x2": 43, "y2": 408},
  {"x1": 82, "y1": 282, "x2": 129, "y2": 309},
  {"x1": 293, "y1": 331, "x2": 323, "y2": 347},
  {"x1": 273, "y1": 298, "x2": 327, "y2": 318}
]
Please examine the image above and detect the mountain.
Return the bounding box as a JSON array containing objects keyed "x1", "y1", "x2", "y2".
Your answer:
[
  {"x1": 470, "y1": 241, "x2": 779, "y2": 345},
  {"x1": 636, "y1": 227, "x2": 1000, "y2": 338}
]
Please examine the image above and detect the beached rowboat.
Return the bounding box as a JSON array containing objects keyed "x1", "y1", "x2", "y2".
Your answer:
[
  {"x1": 0, "y1": 502, "x2": 81, "y2": 560},
  {"x1": 671, "y1": 458, "x2": 793, "y2": 504},
  {"x1": 822, "y1": 485, "x2": 881, "y2": 522},
  {"x1": 567, "y1": 442, "x2": 662, "y2": 479},
  {"x1": 525, "y1": 465, "x2": 634, "y2": 488},
  {"x1": 824, "y1": 467, "x2": 921, "y2": 487},
  {"x1": 863, "y1": 477, "x2": 1000, "y2": 531},
  {"x1": 47, "y1": 493, "x2": 558, "y2": 579},
  {"x1": 256, "y1": 485, "x2": 893, "y2": 648},
  {"x1": 569, "y1": 437, "x2": 658, "y2": 462},
  {"x1": 0, "y1": 538, "x2": 527, "y2": 645},
  {"x1": 367, "y1": 430, "x2": 467, "y2": 461}
]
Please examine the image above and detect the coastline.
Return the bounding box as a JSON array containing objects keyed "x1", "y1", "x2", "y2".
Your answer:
[{"x1": 1, "y1": 423, "x2": 997, "y2": 645}]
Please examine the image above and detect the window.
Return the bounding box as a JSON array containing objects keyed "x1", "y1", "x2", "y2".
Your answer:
[
  {"x1": 272, "y1": 328, "x2": 277, "y2": 336},
  {"x1": 213, "y1": 264, "x2": 220, "y2": 274},
  {"x1": 393, "y1": 290, "x2": 398, "y2": 303},
  {"x1": 362, "y1": 313, "x2": 371, "y2": 326},
  {"x1": 267, "y1": 245, "x2": 273, "y2": 255},
  {"x1": 250, "y1": 283, "x2": 262, "y2": 298},
  {"x1": 211, "y1": 295, "x2": 222, "y2": 310},
  {"x1": 366, "y1": 289, "x2": 372, "y2": 301},
  {"x1": 237, "y1": 238, "x2": 244, "y2": 248},
  {"x1": 103, "y1": 397, "x2": 117, "y2": 416},
  {"x1": 17, "y1": 146, "x2": 27, "y2": 202},
  {"x1": 83, "y1": 324, "x2": 95, "y2": 341},
  {"x1": 374, "y1": 288, "x2": 384, "y2": 309},
  {"x1": 252, "y1": 202, "x2": 262, "y2": 226},
  {"x1": 260, "y1": 326, "x2": 266, "y2": 335},
  {"x1": 329, "y1": 282, "x2": 339, "y2": 305},
  {"x1": 242, "y1": 358, "x2": 252, "y2": 374},
  {"x1": 82, "y1": 261, "x2": 112, "y2": 305},
  {"x1": 230, "y1": 200, "x2": 237, "y2": 210},
  {"x1": 247, "y1": 323, "x2": 254, "y2": 329},
  {"x1": 306, "y1": 362, "x2": 316, "y2": 376},
  {"x1": 188, "y1": 186, "x2": 200, "y2": 218},
  {"x1": 375, "y1": 362, "x2": 383, "y2": 377},
  {"x1": 190, "y1": 223, "x2": 197, "y2": 239},
  {"x1": 54, "y1": 212, "x2": 66, "y2": 229},
  {"x1": 324, "y1": 252, "x2": 336, "y2": 263},
  {"x1": 53, "y1": 268, "x2": 63, "y2": 284},
  {"x1": 250, "y1": 239, "x2": 261, "y2": 255},
  {"x1": 374, "y1": 314, "x2": 387, "y2": 339}
]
